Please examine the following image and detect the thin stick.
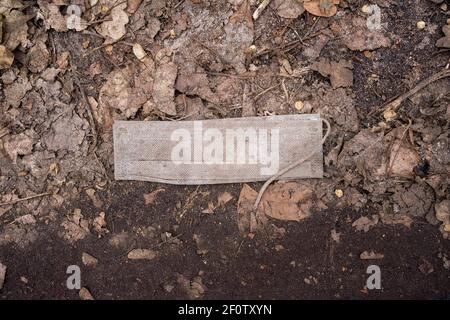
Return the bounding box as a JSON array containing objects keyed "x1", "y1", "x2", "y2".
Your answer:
[
  {"x1": 253, "y1": 0, "x2": 272, "y2": 20},
  {"x1": 376, "y1": 67, "x2": 450, "y2": 115},
  {"x1": 0, "y1": 192, "x2": 52, "y2": 207}
]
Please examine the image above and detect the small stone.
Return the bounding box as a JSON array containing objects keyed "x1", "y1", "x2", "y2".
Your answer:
[
  {"x1": 79, "y1": 287, "x2": 94, "y2": 300},
  {"x1": 361, "y1": 4, "x2": 370, "y2": 13},
  {"x1": 440, "y1": 3, "x2": 447, "y2": 11},
  {"x1": 132, "y1": 43, "x2": 147, "y2": 61},
  {"x1": 294, "y1": 100, "x2": 304, "y2": 111},
  {"x1": 335, "y1": 189, "x2": 344, "y2": 198},
  {"x1": 417, "y1": 21, "x2": 426, "y2": 30},
  {"x1": 383, "y1": 109, "x2": 397, "y2": 122},
  {"x1": 274, "y1": 244, "x2": 284, "y2": 251}
]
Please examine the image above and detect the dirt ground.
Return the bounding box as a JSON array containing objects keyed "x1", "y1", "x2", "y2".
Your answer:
[{"x1": 1, "y1": 0, "x2": 450, "y2": 299}]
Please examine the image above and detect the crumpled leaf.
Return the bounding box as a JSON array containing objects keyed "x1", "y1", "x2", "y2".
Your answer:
[
  {"x1": 218, "y1": 0, "x2": 254, "y2": 73},
  {"x1": 60, "y1": 209, "x2": 90, "y2": 243},
  {"x1": 311, "y1": 57, "x2": 353, "y2": 88},
  {"x1": 3, "y1": 9, "x2": 30, "y2": 50},
  {"x1": 260, "y1": 182, "x2": 313, "y2": 222},
  {"x1": 127, "y1": 0, "x2": 143, "y2": 14},
  {"x1": 42, "y1": 111, "x2": 86, "y2": 152},
  {"x1": 153, "y1": 50, "x2": 178, "y2": 115},
  {"x1": 272, "y1": 0, "x2": 305, "y2": 19},
  {"x1": 176, "y1": 273, "x2": 206, "y2": 299},
  {"x1": 352, "y1": 215, "x2": 379, "y2": 232},
  {"x1": 237, "y1": 184, "x2": 267, "y2": 233},
  {"x1": 96, "y1": 1, "x2": 129, "y2": 41},
  {"x1": 175, "y1": 70, "x2": 217, "y2": 103},
  {"x1": 0, "y1": 45, "x2": 14, "y2": 70},
  {"x1": 436, "y1": 25, "x2": 450, "y2": 48},
  {"x1": 37, "y1": 0, "x2": 68, "y2": 32},
  {"x1": 331, "y1": 15, "x2": 391, "y2": 51},
  {"x1": 143, "y1": 188, "x2": 165, "y2": 205},
  {"x1": 3, "y1": 129, "x2": 36, "y2": 163},
  {"x1": 303, "y1": 0, "x2": 339, "y2": 17},
  {"x1": 27, "y1": 38, "x2": 50, "y2": 73}
]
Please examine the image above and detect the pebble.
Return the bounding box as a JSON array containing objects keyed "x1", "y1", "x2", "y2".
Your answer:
[
  {"x1": 335, "y1": 189, "x2": 344, "y2": 198},
  {"x1": 417, "y1": 21, "x2": 426, "y2": 30}
]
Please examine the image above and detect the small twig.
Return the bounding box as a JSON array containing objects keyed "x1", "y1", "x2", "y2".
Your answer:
[
  {"x1": 252, "y1": 83, "x2": 279, "y2": 101},
  {"x1": 375, "y1": 67, "x2": 450, "y2": 115},
  {"x1": 253, "y1": 0, "x2": 272, "y2": 20},
  {"x1": 0, "y1": 192, "x2": 52, "y2": 207}
]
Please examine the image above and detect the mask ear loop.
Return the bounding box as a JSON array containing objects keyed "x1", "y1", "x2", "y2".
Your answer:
[{"x1": 253, "y1": 118, "x2": 331, "y2": 211}]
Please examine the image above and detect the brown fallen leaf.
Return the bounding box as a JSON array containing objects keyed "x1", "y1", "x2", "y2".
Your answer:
[
  {"x1": 360, "y1": 250, "x2": 384, "y2": 260},
  {"x1": 176, "y1": 273, "x2": 206, "y2": 299},
  {"x1": 85, "y1": 188, "x2": 103, "y2": 208},
  {"x1": 82, "y1": 252, "x2": 98, "y2": 267},
  {"x1": 153, "y1": 60, "x2": 178, "y2": 115},
  {"x1": 79, "y1": 287, "x2": 94, "y2": 300},
  {"x1": 218, "y1": 192, "x2": 233, "y2": 207},
  {"x1": 311, "y1": 57, "x2": 353, "y2": 88},
  {"x1": 93, "y1": 212, "x2": 108, "y2": 237},
  {"x1": 380, "y1": 213, "x2": 413, "y2": 228},
  {"x1": 237, "y1": 184, "x2": 267, "y2": 233},
  {"x1": 259, "y1": 182, "x2": 313, "y2": 222},
  {"x1": 303, "y1": 0, "x2": 339, "y2": 17},
  {"x1": 127, "y1": 0, "x2": 143, "y2": 13},
  {"x1": 0, "y1": 45, "x2": 14, "y2": 69},
  {"x1": 272, "y1": 0, "x2": 305, "y2": 19},
  {"x1": 143, "y1": 188, "x2": 165, "y2": 205},
  {"x1": 127, "y1": 249, "x2": 157, "y2": 260},
  {"x1": 352, "y1": 215, "x2": 379, "y2": 232}
]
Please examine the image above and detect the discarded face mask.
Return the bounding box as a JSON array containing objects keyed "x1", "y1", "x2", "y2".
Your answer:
[{"x1": 113, "y1": 114, "x2": 325, "y2": 185}]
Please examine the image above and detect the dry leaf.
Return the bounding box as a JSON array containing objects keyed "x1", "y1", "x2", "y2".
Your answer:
[
  {"x1": 303, "y1": 0, "x2": 339, "y2": 17},
  {"x1": 79, "y1": 287, "x2": 94, "y2": 300},
  {"x1": 96, "y1": 1, "x2": 129, "y2": 41},
  {"x1": 127, "y1": 0, "x2": 143, "y2": 13},
  {"x1": 260, "y1": 182, "x2": 313, "y2": 222},
  {"x1": 311, "y1": 57, "x2": 353, "y2": 88},
  {"x1": 82, "y1": 252, "x2": 98, "y2": 267},
  {"x1": 127, "y1": 249, "x2": 157, "y2": 260},
  {"x1": 352, "y1": 215, "x2": 379, "y2": 232},
  {"x1": 272, "y1": 0, "x2": 305, "y2": 19},
  {"x1": 93, "y1": 212, "x2": 108, "y2": 237},
  {"x1": 143, "y1": 188, "x2": 165, "y2": 205},
  {"x1": 360, "y1": 250, "x2": 384, "y2": 260},
  {"x1": 237, "y1": 184, "x2": 267, "y2": 233},
  {"x1": 0, "y1": 45, "x2": 14, "y2": 69},
  {"x1": 153, "y1": 61, "x2": 178, "y2": 115},
  {"x1": 218, "y1": 192, "x2": 233, "y2": 207}
]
